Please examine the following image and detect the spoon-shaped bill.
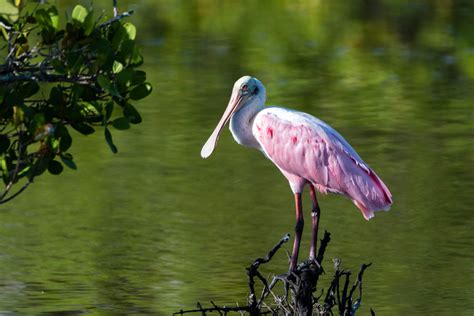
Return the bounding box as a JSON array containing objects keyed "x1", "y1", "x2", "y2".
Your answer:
[{"x1": 201, "y1": 94, "x2": 243, "y2": 158}]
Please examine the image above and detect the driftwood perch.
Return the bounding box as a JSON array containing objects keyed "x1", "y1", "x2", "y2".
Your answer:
[{"x1": 174, "y1": 231, "x2": 374, "y2": 315}]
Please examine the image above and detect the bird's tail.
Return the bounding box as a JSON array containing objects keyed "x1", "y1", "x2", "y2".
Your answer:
[{"x1": 352, "y1": 169, "x2": 393, "y2": 220}]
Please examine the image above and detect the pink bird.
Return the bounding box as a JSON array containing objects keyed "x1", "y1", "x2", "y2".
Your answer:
[{"x1": 201, "y1": 76, "x2": 392, "y2": 271}]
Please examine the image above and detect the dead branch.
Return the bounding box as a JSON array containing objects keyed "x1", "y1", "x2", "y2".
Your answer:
[{"x1": 175, "y1": 231, "x2": 374, "y2": 315}]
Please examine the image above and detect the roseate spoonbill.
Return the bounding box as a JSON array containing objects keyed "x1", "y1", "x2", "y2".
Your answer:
[{"x1": 201, "y1": 76, "x2": 392, "y2": 271}]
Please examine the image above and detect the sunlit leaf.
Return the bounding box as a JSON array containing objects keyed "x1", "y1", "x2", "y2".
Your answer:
[
  {"x1": 112, "y1": 23, "x2": 136, "y2": 50},
  {"x1": 17, "y1": 166, "x2": 30, "y2": 178},
  {"x1": 112, "y1": 60, "x2": 123, "y2": 74},
  {"x1": 1, "y1": 26, "x2": 8, "y2": 40},
  {"x1": 12, "y1": 106, "x2": 23, "y2": 126},
  {"x1": 71, "y1": 5, "x2": 88, "y2": 24},
  {"x1": 48, "y1": 6, "x2": 59, "y2": 30},
  {"x1": 1, "y1": 157, "x2": 8, "y2": 173},
  {"x1": 123, "y1": 22, "x2": 136, "y2": 40},
  {"x1": 0, "y1": 0, "x2": 19, "y2": 21}
]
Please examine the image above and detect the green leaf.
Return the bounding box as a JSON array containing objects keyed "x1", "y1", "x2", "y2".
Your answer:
[
  {"x1": 0, "y1": 135, "x2": 10, "y2": 154},
  {"x1": 20, "y1": 81, "x2": 39, "y2": 98},
  {"x1": 49, "y1": 87, "x2": 65, "y2": 106},
  {"x1": 104, "y1": 128, "x2": 118, "y2": 153},
  {"x1": 119, "y1": 40, "x2": 135, "y2": 60},
  {"x1": 123, "y1": 103, "x2": 142, "y2": 124},
  {"x1": 83, "y1": 10, "x2": 95, "y2": 36},
  {"x1": 130, "y1": 45, "x2": 144, "y2": 66},
  {"x1": 55, "y1": 124, "x2": 72, "y2": 152},
  {"x1": 17, "y1": 166, "x2": 30, "y2": 178},
  {"x1": 116, "y1": 68, "x2": 134, "y2": 86},
  {"x1": 97, "y1": 75, "x2": 121, "y2": 98},
  {"x1": 0, "y1": 0, "x2": 19, "y2": 21},
  {"x1": 123, "y1": 23, "x2": 136, "y2": 40},
  {"x1": 71, "y1": 123, "x2": 95, "y2": 135},
  {"x1": 112, "y1": 60, "x2": 123, "y2": 74},
  {"x1": 60, "y1": 131, "x2": 72, "y2": 151},
  {"x1": 131, "y1": 70, "x2": 146, "y2": 85},
  {"x1": 80, "y1": 86, "x2": 96, "y2": 102},
  {"x1": 92, "y1": 39, "x2": 114, "y2": 72},
  {"x1": 60, "y1": 154, "x2": 77, "y2": 170},
  {"x1": 35, "y1": 9, "x2": 53, "y2": 31},
  {"x1": 66, "y1": 51, "x2": 81, "y2": 73},
  {"x1": 13, "y1": 106, "x2": 23, "y2": 126},
  {"x1": 112, "y1": 23, "x2": 136, "y2": 50},
  {"x1": 104, "y1": 102, "x2": 114, "y2": 122},
  {"x1": 47, "y1": 160, "x2": 63, "y2": 175},
  {"x1": 47, "y1": 6, "x2": 59, "y2": 30},
  {"x1": 129, "y1": 82, "x2": 152, "y2": 100},
  {"x1": 31, "y1": 157, "x2": 49, "y2": 177},
  {"x1": 1, "y1": 157, "x2": 7, "y2": 173},
  {"x1": 51, "y1": 58, "x2": 66, "y2": 74},
  {"x1": 72, "y1": 5, "x2": 88, "y2": 24},
  {"x1": 112, "y1": 117, "x2": 130, "y2": 130}
]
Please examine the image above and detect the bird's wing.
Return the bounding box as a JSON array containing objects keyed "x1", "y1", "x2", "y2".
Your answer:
[{"x1": 253, "y1": 107, "x2": 392, "y2": 219}]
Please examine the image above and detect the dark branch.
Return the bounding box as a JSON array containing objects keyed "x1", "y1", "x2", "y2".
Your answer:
[
  {"x1": 98, "y1": 10, "x2": 134, "y2": 29},
  {"x1": 0, "y1": 180, "x2": 32, "y2": 205},
  {"x1": 174, "y1": 232, "x2": 375, "y2": 315},
  {"x1": 172, "y1": 303, "x2": 249, "y2": 315},
  {"x1": 0, "y1": 73, "x2": 95, "y2": 85}
]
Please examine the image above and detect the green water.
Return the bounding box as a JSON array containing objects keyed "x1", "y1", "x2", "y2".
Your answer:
[{"x1": 1, "y1": 1, "x2": 473, "y2": 315}]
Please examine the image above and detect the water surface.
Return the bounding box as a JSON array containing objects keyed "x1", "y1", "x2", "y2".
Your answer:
[{"x1": 1, "y1": 1, "x2": 473, "y2": 315}]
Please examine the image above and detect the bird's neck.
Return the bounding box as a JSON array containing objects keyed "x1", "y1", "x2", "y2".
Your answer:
[{"x1": 229, "y1": 97, "x2": 264, "y2": 150}]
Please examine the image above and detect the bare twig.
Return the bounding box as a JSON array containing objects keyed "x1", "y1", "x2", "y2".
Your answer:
[
  {"x1": 113, "y1": 0, "x2": 119, "y2": 17},
  {"x1": 98, "y1": 10, "x2": 134, "y2": 29},
  {"x1": 172, "y1": 303, "x2": 249, "y2": 315},
  {"x1": 246, "y1": 233, "x2": 290, "y2": 311},
  {"x1": 0, "y1": 73, "x2": 95, "y2": 85},
  {"x1": 0, "y1": 128, "x2": 28, "y2": 203},
  {"x1": 0, "y1": 180, "x2": 32, "y2": 205},
  {"x1": 174, "y1": 232, "x2": 375, "y2": 315}
]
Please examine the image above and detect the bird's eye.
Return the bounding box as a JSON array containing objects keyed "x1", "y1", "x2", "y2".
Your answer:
[{"x1": 241, "y1": 84, "x2": 248, "y2": 92}]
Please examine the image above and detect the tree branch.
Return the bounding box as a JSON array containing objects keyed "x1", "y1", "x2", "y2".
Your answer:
[
  {"x1": 98, "y1": 10, "x2": 134, "y2": 29},
  {"x1": 0, "y1": 73, "x2": 95, "y2": 85}
]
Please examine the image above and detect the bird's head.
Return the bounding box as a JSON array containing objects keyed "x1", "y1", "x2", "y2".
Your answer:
[{"x1": 201, "y1": 76, "x2": 265, "y2": 158}]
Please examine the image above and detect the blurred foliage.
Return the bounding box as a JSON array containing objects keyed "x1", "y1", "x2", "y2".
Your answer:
[{"x1": 0, "y1": 0, "x2": 152, "y2": 203}]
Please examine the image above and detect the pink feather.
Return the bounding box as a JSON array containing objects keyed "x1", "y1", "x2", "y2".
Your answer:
[{"x1": 253, "y1": 107, "x2": 392, "y2": 220}]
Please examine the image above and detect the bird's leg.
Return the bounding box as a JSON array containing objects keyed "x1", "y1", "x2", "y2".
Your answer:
[
  {"x1": 309, "y1": 184, "x2": 321, "y2": 260},
  {"x1": 290, "y1": 193, "x2": 303, "y2": 272}
]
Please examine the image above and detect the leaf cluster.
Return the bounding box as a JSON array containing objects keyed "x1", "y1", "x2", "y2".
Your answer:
[{"x1": 0, "y1": 0, "x2": 152, "y2": 203}]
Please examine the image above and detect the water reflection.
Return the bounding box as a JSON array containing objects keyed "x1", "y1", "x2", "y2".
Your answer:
[{"x1": 1, "y1": 0, "x2": 473, "y2": 315}]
